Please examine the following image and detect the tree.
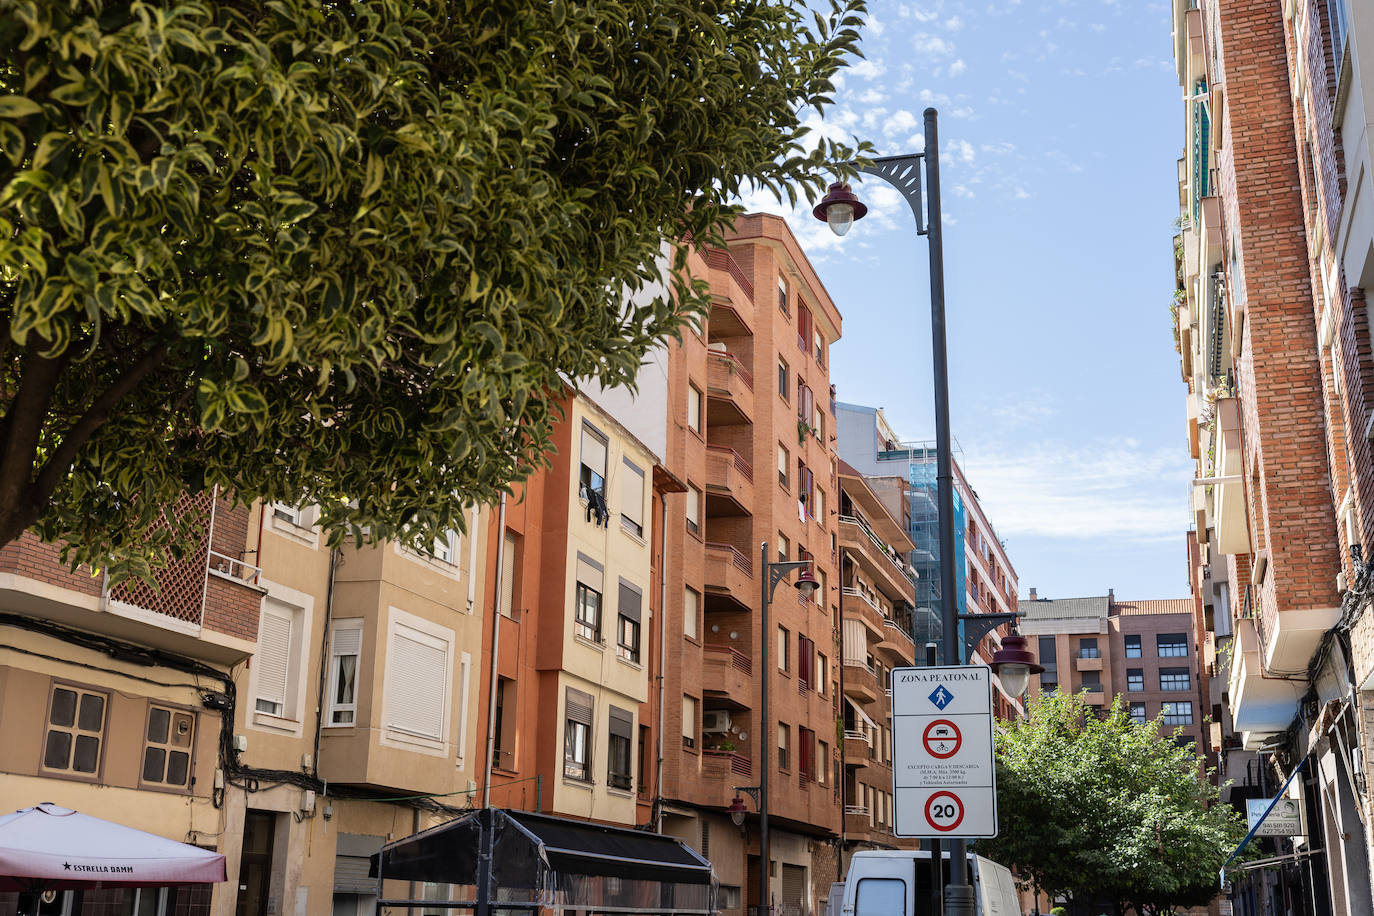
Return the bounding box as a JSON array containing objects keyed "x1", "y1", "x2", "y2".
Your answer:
[
  {"x1": 0, "y1": 0, "x2": 868, "y2": 574},
  {"x1": 976, "y1": 692, "x2": 1248, "y2": 916}
]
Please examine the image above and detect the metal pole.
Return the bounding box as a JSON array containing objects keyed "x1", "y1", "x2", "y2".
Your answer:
[
  {"x1": 923, "y1": 106, "x2": 974, "y2": 916},
  {"x1": 759, "y1": 541, "x2": 771, "y2": 916},
  {"x1": 837, "y1": 565, "x2": 846, "y2": 884},
  {"x1": 655, "y1": 489, "x2": 670, "y2": 831},
  {"x1": 482, "y1": 493, "x2": 508, "y2": 809}
]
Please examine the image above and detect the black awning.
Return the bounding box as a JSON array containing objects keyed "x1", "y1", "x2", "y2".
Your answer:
[{"x1": 507, "y1": 810, "x2": 711, "y2": 885}]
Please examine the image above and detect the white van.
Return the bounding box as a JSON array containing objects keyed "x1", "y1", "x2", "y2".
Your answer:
[{"x1": 826, "y1": 849, "x2": 1022, "y2": 916}]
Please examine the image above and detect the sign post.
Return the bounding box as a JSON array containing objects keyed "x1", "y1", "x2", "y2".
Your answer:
[{"x1": 891, "y1": 664, "x2": 997, "y2": 838}]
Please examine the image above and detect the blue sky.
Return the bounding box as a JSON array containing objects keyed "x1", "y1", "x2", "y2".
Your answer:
[{"x1": 744, "y1": 0, "x2": 1194, "y2": 601}]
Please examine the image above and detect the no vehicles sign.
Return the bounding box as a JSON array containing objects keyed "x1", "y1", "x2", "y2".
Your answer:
[{"x1": 891, "y1": 665, "x2": 997, "y2": 838}]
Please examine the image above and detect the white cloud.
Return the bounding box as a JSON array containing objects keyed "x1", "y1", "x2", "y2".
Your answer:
[
  {"x1": 945, "y1": 15, "x2": 965, "y2": 31},
  {"x1": 848, "y1": 58, "x2": 888, "y2": 80},
  {"x1": 884, "y1": 109, "x2": 920, "y2": 137},
  {"x1": 963, "y1": 440, "x2": 1194, "y2": 542},
  {"x1": 1013, "y1": 187, "x2": 1031, "y2": 200},
  {"x1": 945, "y1": 139, "x2": 976, "y2": 164},
  {"x1": 948, "y1": 59, "x2": 967, "y2": 76},
  {"x1": 913, "y1": 33, "x2": 955, "y2": 56}
]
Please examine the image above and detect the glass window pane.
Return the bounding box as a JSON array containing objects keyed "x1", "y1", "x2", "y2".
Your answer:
[
  {"x1": 856, "y1": 878, "x2": 905, "y2": 916},
  {"x1": 78, "y1": 693, "x2": 105, "y2": 732},
  {"x1": 73, "y1": 735, "x2": 100, "y2": 773},
  {"x1": 336, "y1": 655, "x2": 357, "y2": 705},
  {"x1": 167, "y1": 751, "x2": 190, "y2": 787},
  {"x1": 171, "y1": 713, "x2": 194, "y2": 748},
  {"x1": 144, "y1": 747, "x2": 166, "y2": 782},
  {"x1": 147, "y1": 707, "x2": 170, "y2": 744},
  {"x1": 50, "y1": 688, "x2": 76, "y2": 727},
  {"x1": 44, "y1": 730, "x2": 72, "y2": 769}
]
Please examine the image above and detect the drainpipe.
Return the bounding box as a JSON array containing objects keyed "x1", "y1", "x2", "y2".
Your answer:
[
  {"x1": 836, "y1": 557, "x2": 846, "y2": 883},
  {"x1": 656, "y1": 488, "x2": 669, "y2": 832},
  {"x1": 481, "y1": 494, "x2": 508, "y2": 809},
  {"x1": 312, "y1": 549, "x2": 341, "y2": 778}
]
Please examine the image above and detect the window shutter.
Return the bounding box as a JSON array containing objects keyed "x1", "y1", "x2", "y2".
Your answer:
[
  {"x1": 621, "y1": 461, "x2": 644, "y2": 527},
  {"x1": 618, "y1": 580, "x2": 642, "y2": 624},
  {"x1": 576, "y1": 554, "x2": 604, "y2": 593},
  {"x1": 256, "y1": 607, "x2": 293, "y2": 708},
  {"x1": 609, "y1": 706, "x2": 633, "y2": 741},
  {"x1": 387, "y1": 626, "x2": 447, "y2": 739},
  {"x1": 581, "y1": 426, "x2": 607, "y2": 477},
  {"x1": 332, "y1": 622, "x2": 362, "y2": 658},
  {"x1": 566, "y1": 688, "x2": 594, "y2": 726}
]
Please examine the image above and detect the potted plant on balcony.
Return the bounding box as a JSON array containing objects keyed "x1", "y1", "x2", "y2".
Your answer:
[
  {"x1": 797, "y1": 418, "x2": 813, "y2": 444},
  {"x1": 705, "y1": 736, "x2": 737, "y2": 753}
]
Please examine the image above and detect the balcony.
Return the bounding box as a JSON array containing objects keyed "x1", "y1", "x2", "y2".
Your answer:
[
  {"x1": 1228, "y1": 617, "x2": 1303, "y2": 748},
  {"x1": 705, "y1": 542, "x2": 754, "y2": 610},
  {"x1": 1212, "y1": 397, "x2": 1247, "y2": 554},
  {"x1": 708, "y1": 292, "x2": 754, "y2": 340},
  {"x1": 1074, "y1": 654, "x2": 1103, "y2": 672},
  {"x1": 706, "y1": 351, "x2": 754, "y2": 426},
  {"x1": 843, "y1": 730, "x2": 871, "y2": 769},
  {"x1": 1186, "y1": 7, "x2": 1204, "y2": 75},
  {"x1": 705, "y1": 446, "x2": 755, "y2": 517},
  {"x1": 877, "y1": 619, "x2": 917, "y2": 665},
  {"x1": 0, "y1": 494, "x2": 263, "y2": 666},
  {"x1": 703, "y1": 749, "x2": 752, "y2": 780},
  {"x1": 838, "y1": 515, "x2": 918, "y2": 600},
  {"x1": 1198, "y1": 195, "x2": 1222, "y2": 267},
  {"x1": 703, "y1": 644, "x2": 754, "y2": 701},
  {"x1": 843, "y1": 659, "x2": 882, "y2": 704},
  {"x1": 843, "y1": 587, "x2": 888, "y2": 640}
]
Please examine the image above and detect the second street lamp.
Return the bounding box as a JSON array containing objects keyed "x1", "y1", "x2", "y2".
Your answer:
[{"x1": 756, "y1": 544, "x2": 813, "y2": 916}]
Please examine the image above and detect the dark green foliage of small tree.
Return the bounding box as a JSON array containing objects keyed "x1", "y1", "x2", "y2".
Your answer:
[
  {"x1": 977, "y1": 692, "x2": 1248, "y2": 916},
  {"x1": 0, "y1": 0, "x2": 867, "y2": 576}
]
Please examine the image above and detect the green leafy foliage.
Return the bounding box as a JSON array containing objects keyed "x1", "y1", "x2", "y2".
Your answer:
[
  {"x1": 0, "y1": 0, "x2": 869, "y2": 573},
  {"x1": 977, "y1": 692, "x2": 1248, "y2": 916}
]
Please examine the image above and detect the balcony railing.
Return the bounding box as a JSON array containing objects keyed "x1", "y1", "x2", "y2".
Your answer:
[
  {"x1": 707, "y1": 350, "x2": 754, "y2": 390},
  {"x1": 706, "y1": 542, "x2": 753, "y2": 576},
  {"x1": 209, "y1": 550, "x2": 262, "y2": 586},
  {"x1": 883, "y1": 618, "x2": 915, "y2": 650},
  {"x1": 706, "y1": 445, "x2": 754, "y2": 482},
  {"x1": 842, "y1": 586, "x2": 883, "y2": 614},
  {"x1": 705, "y1": 643, "x2": 752, "y2": 675},
  {"x1": 706, "y1": 248, "x2": 754, "y2": 300},
  {"x1": 843, "y1": 729, "x2": 869, "y2": 743},
  {"x1": 703, "y1": 749, "x2": 752, "y2": 777},
  {"x1": 838, "y1": 514, "x2": 918, "y2": 587}
]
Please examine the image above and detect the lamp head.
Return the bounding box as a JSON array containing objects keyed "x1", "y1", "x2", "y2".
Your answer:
[
  {"x1": 728, "y1": 794, "x2": 748, "y2": 826},
  {"x1": 812, "y1": 182, "x2": 868, "y2": 237},
  {"x1": 794, "y1": 567, "x2": 820, "y2": 600},
  {"x1": 989, "y1": 633, "x2": 1043, "y2": 697}
]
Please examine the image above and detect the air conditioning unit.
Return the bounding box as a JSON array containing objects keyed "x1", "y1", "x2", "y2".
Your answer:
[{"x1": 703, "y1": 711, "x2": 732, "y2": 734}]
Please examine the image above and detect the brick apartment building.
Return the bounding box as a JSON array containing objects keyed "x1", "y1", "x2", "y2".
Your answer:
[
  {"x1": 1019, "y1": 591, "x2": 1210, "y2": 754},
  {"x1": 1170, "y1": 0, "x2": 1374, "y2": 912}
]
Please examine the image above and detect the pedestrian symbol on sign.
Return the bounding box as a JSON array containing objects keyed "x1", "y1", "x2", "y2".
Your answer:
[{"x1": 928, "y1": 685, "x2": 954, "y2": 710}]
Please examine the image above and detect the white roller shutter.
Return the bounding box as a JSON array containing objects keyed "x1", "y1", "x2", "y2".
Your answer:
[
  {"x1": 256, "y1": 605, "x2": 293, "y2": 710},
  {"x1": 387, "y1": 624, "x2": 448, "y2": 740}
]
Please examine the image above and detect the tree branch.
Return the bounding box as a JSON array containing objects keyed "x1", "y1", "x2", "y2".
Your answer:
[
  {"x1": 0, "y1": 341, "x2": 68, "y2": 543},
  {"x1": 31, "y1": 344, "x2": 172, "y2": 502}
]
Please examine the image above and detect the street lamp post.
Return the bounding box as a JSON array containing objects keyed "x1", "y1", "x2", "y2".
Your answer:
[
  {"x1": 813, "y1": 107, "x2": 1020, "y2": 916},
  {"x1": 756, "y1": 544, "x2": 816, "y2": 916}
]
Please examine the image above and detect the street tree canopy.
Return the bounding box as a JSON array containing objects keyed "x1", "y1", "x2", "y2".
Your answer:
[
  {"x1": 977, "y1": 692, "x2": 1248, "y2": 916},
  {"x1": 0, "y1": 0, "x2": 867, "y2": 575}
]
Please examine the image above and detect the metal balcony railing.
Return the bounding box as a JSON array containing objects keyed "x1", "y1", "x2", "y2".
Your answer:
[
  {"x1": 838, "y1": 515, "x2": 918, "y2": 587},
  {"x1": 706, "y1": 445, "x2": 754, "y2": 482},
  {"x1": 706, "y1": 542, "x2": 753, "y2": 576},
  {"x1": 705, "y1": 643, "x2": 752, "y2": 675}
]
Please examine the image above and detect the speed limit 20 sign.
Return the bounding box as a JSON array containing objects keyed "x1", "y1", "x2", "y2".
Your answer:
[{"x1": 890, "y1": 665, "x2": 997, "y2": 838}]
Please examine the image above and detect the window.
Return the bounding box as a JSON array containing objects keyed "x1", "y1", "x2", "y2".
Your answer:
[
  {"x1": 777, "y1": 276, "x2": 789, "y2": 314},
  {"x1": 1080, "y1": 670, "x2": 1102, "y2": 692},
  {"x1": 1037, "y1": 636, "x2": 1057, "y2": 665},
  {"x1": 564, "y1": 688, "x2": 593, "y2": 780},
  {"x1": 579, "y1": 424, "x2": 608, "y2": 499},
  {"x1": 326, "y1": 619, "x2": 363, "y2": 725},
  {"x1": 1160, "y1": 667, "x2": 1192, "y2": 691},
  {"x1": 778, "y1": 359, "x2": 789, "y2": 399},
  {"x1": 778, "y1": 444, "x2": 789, "y2": 489},
  {"x1": 499, "y1": 532, "x2": 518, "y2": 618},
  {"x1": 814, "y1": 329, "x2": 826, "y2": 366},
  {"x1": 620, "y1": 460, "x2": 645, "y2": 538},
  {"x1": 778, "y1": 625, "x2": 790, "y2": 672},
  {"x1": 576, "y1": 582, "x2": 603, "y2": 643},
  {"x1": 384, "y1": 612, "x2": 453, "y2": 743},
  {"x1": 682, "y1": 695, "x2": 697, "y2": 749},
  {"x1": 1129, "y1": 702, "x2": 1147, "y2": 725},
  {"x1": 426, "y1": 529, "x2": 460, "y2": 565},
  {"x1": 1127, "y1": 669, "x2": 1144, "y2": 692},
  {"x1": 608, "y1": 707, "x2": 634, "y2": 791},
  {"x1": 798, "y1": 634, "x2": 815, "y2": 691},
  {"x1": 818, "y1": 740, "x2": 829, "y2": 784},
  {"x1": 1078, "y1": 638, "x2": 1099, "y2": 659},
  {"x1": 1157, "y1": 633, "x2": 1188, "y2": 657},
  {"x1": 1161, "y1": 701, "x2": 1194, "y2": 726},
  {"x1": 142, "y1": 705, "x2": 195, "y2": 788},
  {"x1": 43, "y1": 685, "x2": 106, "y2": 776},
  {"x1": 687, "y1": 384, "x2": 702, "y2": 434},
  {"x1": 1125, "y1": 634, "x2": 1142, "y2": 658},
  {"x1": 800, "y1": 463, "x2": 815, "y2": 518},
  {"x1": 617, "y1": 580, "x2": 642, "y2": 663},
  {"x1": 778, "y1": 723, "x2": 790, "y2": 771},
  {"x1": 817, "y1": 652, "x2": 828, "y2": 696},
  {"x1": 253, "y1": 592, "x2": 309, "y2": 723},
  {"x1": 493, "y1": 676, "x2": 516, "y2": 769},
  {"x1": 1327, "y1": 0, "x2": 1348, "y2": 81},
  {"x1": 686, "y1": 485, "x2": 701, "y2": 536},
  {"x1": 799, "y1": 725, "x2": 816, "y2": 782},
  {"x1": 815, "y1": 486, "x2": 826, "y2": 522},
  {"x1": 683, "y1": 586, "x2": 700, "y2": 640},
  {"x1": 798, "y1": 303, "x2": 813, "y2": 353},
  {"x1": 778, "y1": 533, "x2": 789, "y2": 561}
]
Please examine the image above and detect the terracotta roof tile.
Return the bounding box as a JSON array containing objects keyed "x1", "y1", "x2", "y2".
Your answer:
[{"x1": 1112, "y1": 598, "x2": 1194, "y2": 616}]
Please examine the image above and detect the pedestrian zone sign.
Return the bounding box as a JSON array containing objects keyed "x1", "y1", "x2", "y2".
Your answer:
[{"x1": 891, "y1": 665, "x2": 997, "y2": 838}]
